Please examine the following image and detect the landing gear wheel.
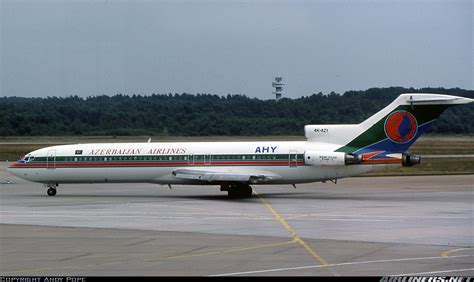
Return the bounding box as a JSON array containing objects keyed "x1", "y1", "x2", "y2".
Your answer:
[
  {"x1": 225, "y1": 183, "x2": 253, "y2": 198},
  {"x1": 241, "y1": 184, "x2": 252, "y2": 198},
  {"x1": 47, "y1": 187, "x2": 57, "y2": 196}
]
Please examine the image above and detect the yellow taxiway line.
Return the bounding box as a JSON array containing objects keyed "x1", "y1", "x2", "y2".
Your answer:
[
  {"x1": 441, "y1": 247, "x2": 473, "y2": 257},
  {"x1": 253, "y1": 189, "x2": 340, "y2": 276}
]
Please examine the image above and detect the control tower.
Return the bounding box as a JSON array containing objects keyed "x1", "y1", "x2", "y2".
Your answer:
[{"x1": 272, "y1": 77, "x2": 284, "y2": 101}]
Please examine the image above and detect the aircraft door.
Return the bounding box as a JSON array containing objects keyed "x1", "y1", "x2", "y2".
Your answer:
[
  {"x1": 46, "y1": 150, "x2": 56, "y2": 169},
  {"x1": 187, "y1": 154, "x2": 194, "y2": 165},
  {"x1": 289, "y1": 150, "x2": 298, "y2": 167},
  {"x1": 204, "y1": 154, "x2": 211, "y2": 165}
]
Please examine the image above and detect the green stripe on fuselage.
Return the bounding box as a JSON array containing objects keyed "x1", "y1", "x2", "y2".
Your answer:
[{"x1": 27, "y1": 154, "x2": 305, "y2": 163}]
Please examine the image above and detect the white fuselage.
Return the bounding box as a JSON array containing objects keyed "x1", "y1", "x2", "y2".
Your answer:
[{"x1": 7, "y1": 140, "x2": 382, "y2": 185}]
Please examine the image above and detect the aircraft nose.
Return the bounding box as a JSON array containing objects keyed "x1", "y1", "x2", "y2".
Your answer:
[
  {"x1": 6, "y1": 162, "x2": 21, "y2": 177},
  {"x1": 6, "y1": 163, "x2": 14, "y2": 173}
]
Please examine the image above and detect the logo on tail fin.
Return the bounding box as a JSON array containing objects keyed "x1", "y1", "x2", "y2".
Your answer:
[{"x1": 384, "y1": 111, "x2": 417, "y2": 143}]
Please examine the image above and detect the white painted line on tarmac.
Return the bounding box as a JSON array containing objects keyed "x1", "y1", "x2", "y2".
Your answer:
[
  {"x1": 394, "y1": 268, "x2": 474, "y2": 276},
  {"x1": 0, "y1": 214, "x2": 272, "y2": 220},
  {"x1": 285, "y1": 214, "x2": 470, "y2": 220},
  {"x1": 0, "y1": 214, "x2": 402, "y2": 222},
  {"x1": 295, "y1": 218, "x2": 403, "y2": 222},
  {"x1": 210, "y1": 254, "x2": 473, "y2": 276}
]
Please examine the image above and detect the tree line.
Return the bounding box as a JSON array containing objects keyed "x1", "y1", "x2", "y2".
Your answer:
[{"x1": 1, "y1": 87, "x2": 473, "y2": 136}]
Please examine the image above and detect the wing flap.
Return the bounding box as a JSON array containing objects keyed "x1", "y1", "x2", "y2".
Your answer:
[{"x1": 172, "y1": 168, "x2": 280, "y2": 183}]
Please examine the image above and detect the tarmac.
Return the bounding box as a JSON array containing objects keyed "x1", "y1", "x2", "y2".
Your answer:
[{"x1": 0, "y1": 162, "x2": 472, "y2": 276}]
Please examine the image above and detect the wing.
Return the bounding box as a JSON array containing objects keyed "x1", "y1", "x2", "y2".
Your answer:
[{"x1": 172, "y1": 168, "x2": 281, "y2": 184}]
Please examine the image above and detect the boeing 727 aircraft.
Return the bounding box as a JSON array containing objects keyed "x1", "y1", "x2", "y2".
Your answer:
[{"x1": 7, "y1": 93, "x2": 473, "y2": 198}]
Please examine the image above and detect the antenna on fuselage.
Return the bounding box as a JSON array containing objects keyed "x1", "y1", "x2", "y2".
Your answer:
[{"x1": 147, "y1": 138, "x2": 152, "y2": 143}]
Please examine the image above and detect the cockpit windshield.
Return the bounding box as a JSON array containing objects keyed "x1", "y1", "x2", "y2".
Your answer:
[{"x1": 20, "y1": 154, "x2": 34, "y2": 162}]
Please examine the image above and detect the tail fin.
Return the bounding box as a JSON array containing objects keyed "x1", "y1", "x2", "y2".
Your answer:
[{"x1": 305, "y1": 93, "x2": 473, "y2": 155}]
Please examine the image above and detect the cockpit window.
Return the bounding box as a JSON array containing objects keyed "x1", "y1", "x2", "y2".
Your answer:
[
  {"x1": 28, "y1": 156, "x2": 35, "y2": 162},
  {"x1": 21, "y1": 154, "x2": 30, "y2": 161}
]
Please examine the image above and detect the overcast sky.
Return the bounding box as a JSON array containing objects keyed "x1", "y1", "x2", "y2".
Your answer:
[{"x1": 1, "y1": 0, "x2": 472, "y2": 99}]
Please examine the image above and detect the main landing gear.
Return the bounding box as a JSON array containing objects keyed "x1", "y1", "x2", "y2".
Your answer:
[
  {"x1": 45, "y1": 184, "x2": 58, "y2": 196},
  {"x1": 220, "y1": 182, "x2": 253, "y2": 198}
]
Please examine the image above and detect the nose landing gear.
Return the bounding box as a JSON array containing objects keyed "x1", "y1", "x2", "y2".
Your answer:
[
  {"x1": 45, "y1": 184, "x2": 58, "y2": 196},
  {"x1": 47, "y1": 187, "x2": 57, "y2": 196}
]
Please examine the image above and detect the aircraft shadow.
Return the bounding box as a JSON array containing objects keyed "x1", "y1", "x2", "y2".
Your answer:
[
  {"x1": 17, "y1": 192, "x2": 317, "y2": 203},
  {"x1": 15, "y1": 191, "x2": 430, "y2": 202}
]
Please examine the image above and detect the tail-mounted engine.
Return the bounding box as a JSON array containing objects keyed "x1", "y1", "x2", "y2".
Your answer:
[
  {"x1": 304, "y1": 151, "x2": 421, "y2": 167},
  {"x1": 402, "y1": 153, "x2": 421, "y2": 167},
  {"x1": 304, "y1": 151, "x2": 362, "y2": 166}
]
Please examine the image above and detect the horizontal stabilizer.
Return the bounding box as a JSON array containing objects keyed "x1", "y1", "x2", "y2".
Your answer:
[{"x1": 405, "y1": 94, "x2": 473, "y2": 105}]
